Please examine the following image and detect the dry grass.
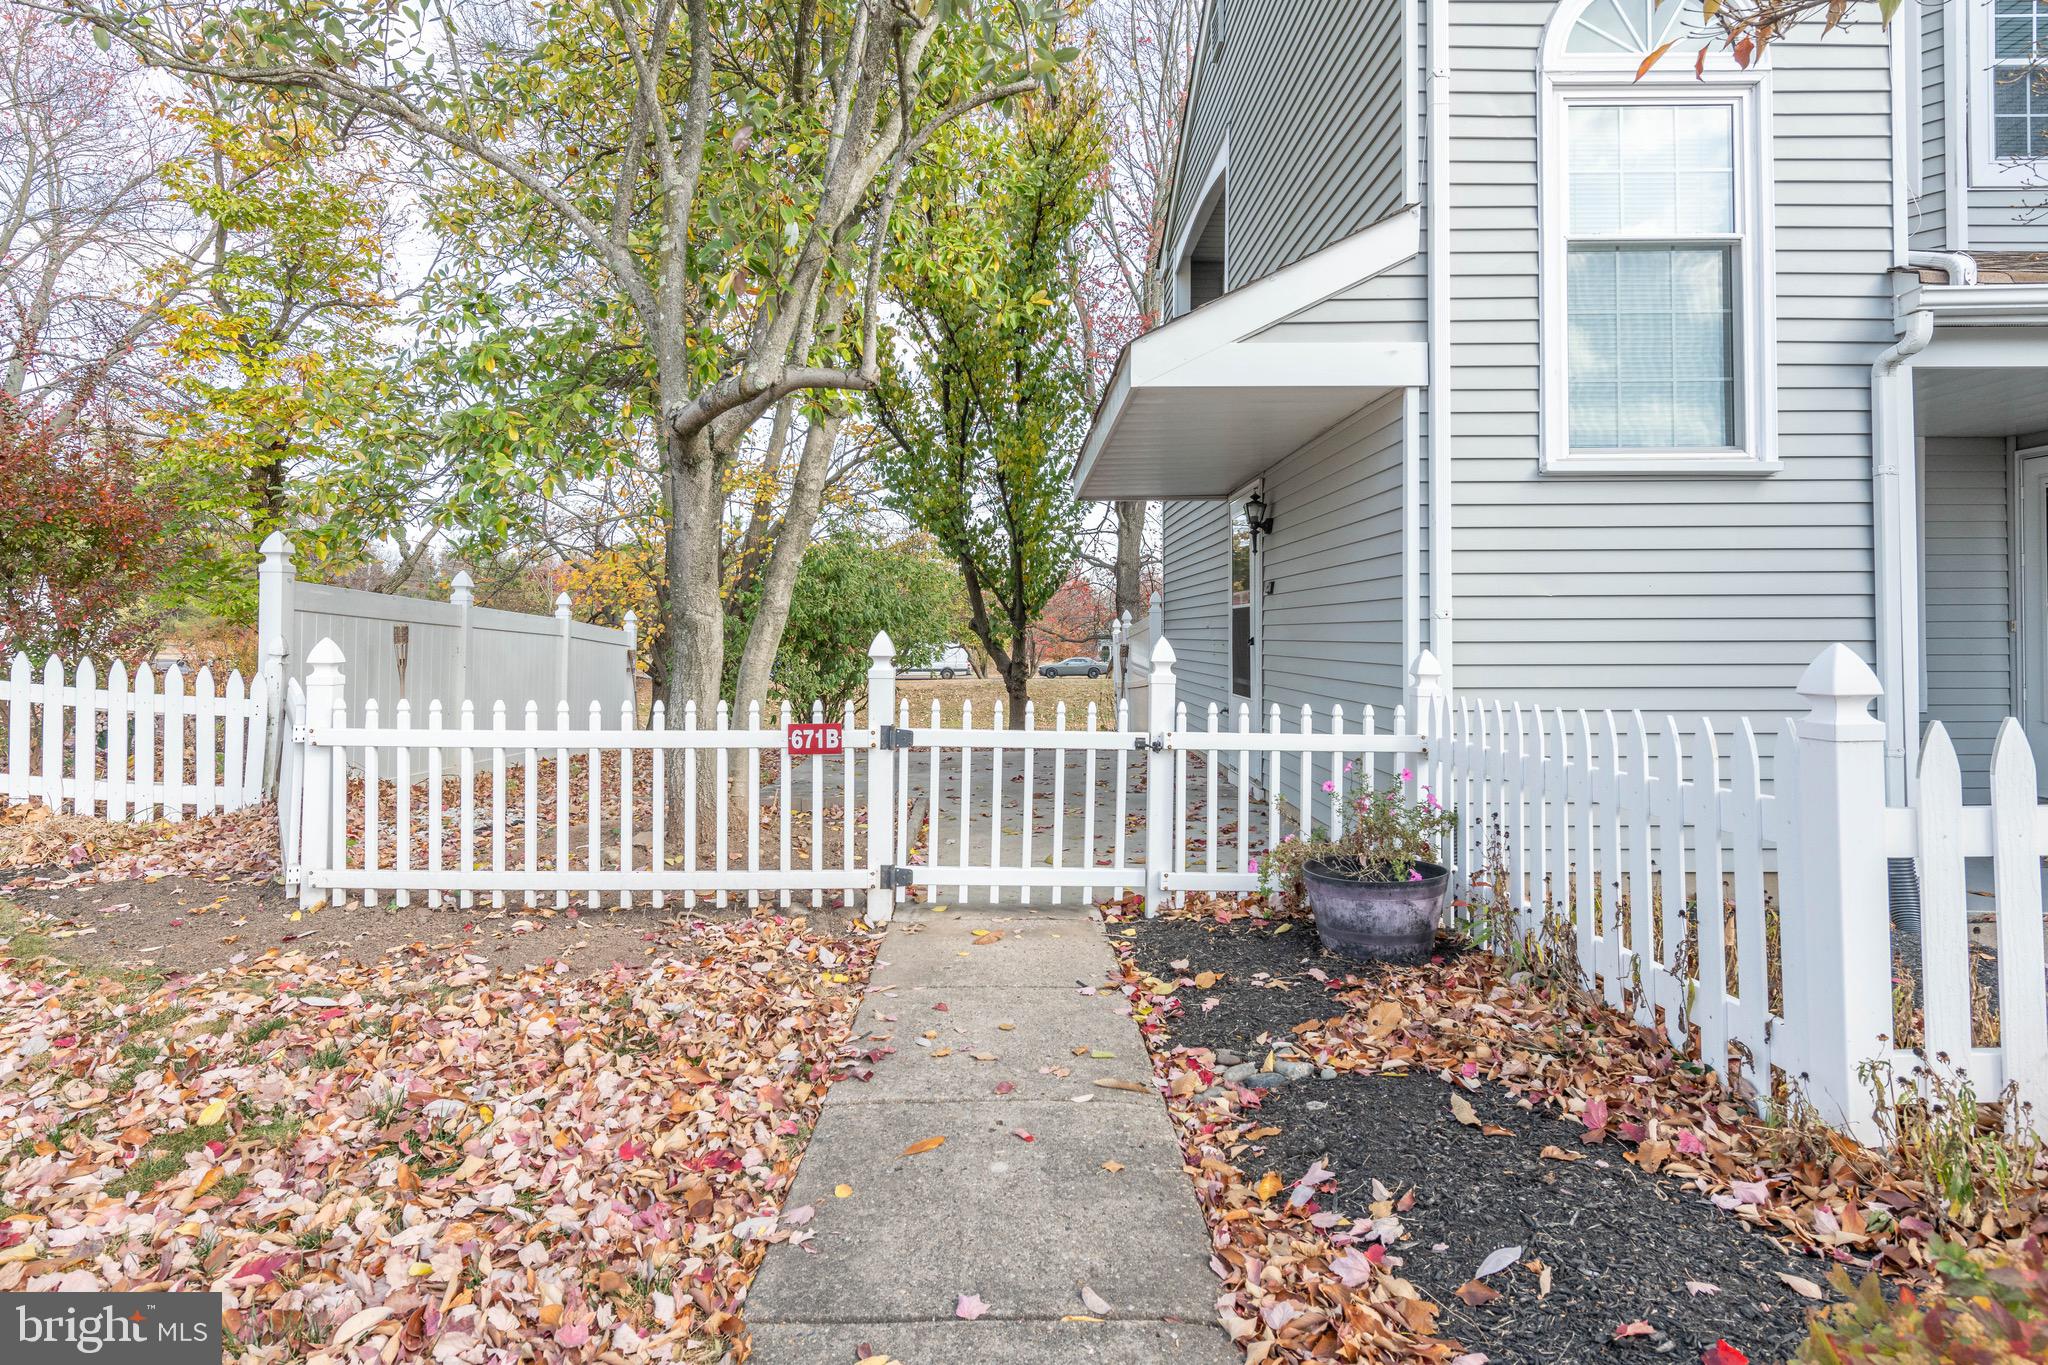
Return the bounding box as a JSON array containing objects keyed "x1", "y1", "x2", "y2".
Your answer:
[{"x1": 891, "y1": 674, "x2": 1116, "y2": 728}]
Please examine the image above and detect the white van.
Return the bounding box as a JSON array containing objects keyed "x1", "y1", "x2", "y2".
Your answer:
[{"x1": 900, "y1": 643, "x2": 976, "y2": 679}]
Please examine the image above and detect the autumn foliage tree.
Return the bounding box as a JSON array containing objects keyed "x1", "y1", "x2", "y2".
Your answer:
[{"x1": 0, "y1": 394, "x2": 167, "y2": 663}]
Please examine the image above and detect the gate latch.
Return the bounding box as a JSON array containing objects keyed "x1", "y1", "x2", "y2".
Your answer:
[
  {"x1": 1132, "y1": 735, "x2": 1166, "y2": 753},
  {"x1": 878, "y1": 865, "x2": 915, "y2": 889},
  {"x1": 876, "y1": 725, "x2": 918, "y2": 751}
]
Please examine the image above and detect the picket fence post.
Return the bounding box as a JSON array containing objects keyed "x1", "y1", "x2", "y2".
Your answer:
[
  {"x1": 1788, "y1": 644, "x2": 1892, "y2": 1143},
  {"x1": 297, "y1": 638, "x2": 346, "y2": 909},
  {"x1": 256, "y1": 532, "x2": 294, "y2": 794},
  {"x1": 1143, "y1": 636, "x2": 1179, "y2": 918},
  {"x1": 865, "y1": 632, "x2": 898, "y2": 924}
]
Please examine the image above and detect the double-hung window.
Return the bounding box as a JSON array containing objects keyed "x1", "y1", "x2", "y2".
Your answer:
[
  {"x1": 1975, "y1": 0, "x2": 2048, "y2": 183},
  {"x1": 1566, "y1": 104, "x2": 1738, "y2": 452},
  {"x1": 1540, "y1": 0, "x2": 1773, "y2": 473}
]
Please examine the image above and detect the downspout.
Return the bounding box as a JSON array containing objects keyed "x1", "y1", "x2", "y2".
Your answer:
[
  {"x1": 1871, "y1": 307, "x2": 1934, "y2": 803},
  {"x1": 1425, "y1": 0, "x2": 1453, "y2": 692},
  {"x1": 1943, "y1": 0, "x2": 1968, "y2": 251}
]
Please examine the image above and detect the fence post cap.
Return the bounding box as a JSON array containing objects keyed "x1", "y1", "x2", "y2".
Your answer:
[
  {"x1": 554, "y1": 592, "x2": 573, "y2": 618},
  {"x1": 449, "y1": 571, "x2": 475, "y2": 606},
  {"x1": 868, "y1": 630, "x2": 896, "y2": 660},
  {"x1": 260, "y1": 531, "x2": 292, "y2": 557},
  {"x1": 622, "y1": 609, "x2": 638, "y2": 628},
  {"x1": 1120, "y1": 609, "x2": 1133, "y2": 626},
  {"x1": 306, "y1": 638, "x2": 346, "y2": 678},
  {"x1": 1412, "y1": 648, "x2": 1444, "y2": 685},
  {"x1": 1152, "y1": 635, "x2": 1177, "y2": 667},
  {"x1": 1797, "y1": 644, "x2": 1882, "y2": 705}
]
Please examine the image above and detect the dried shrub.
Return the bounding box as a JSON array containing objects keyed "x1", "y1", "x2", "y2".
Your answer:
[{"x1": 1801, "y1": 1236, "x2": 2048, "y2": 1363}]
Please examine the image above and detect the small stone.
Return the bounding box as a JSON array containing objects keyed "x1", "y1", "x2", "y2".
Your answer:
[
  {"x1": 1319, "y1": 1066, "x2": 1337, "y2": 1081},
  {"x1": 1222, "y1": 1062, "x2": 1257, "y2": 1083},
  {"x1": 1244, "y1": 1072, "x2": 1289, "y2": 1090},
  {"x1": 1213, "y1": 1049, "x2": 1245, "y2": 1067},
  {"x1": 1277, "y1": 1060, "x2": 1313, "y2": 1082}
]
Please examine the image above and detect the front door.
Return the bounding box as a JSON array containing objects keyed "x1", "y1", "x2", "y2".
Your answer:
[{"x1": 2017, "y1": 451, "x2": 2048, "y2": 785}]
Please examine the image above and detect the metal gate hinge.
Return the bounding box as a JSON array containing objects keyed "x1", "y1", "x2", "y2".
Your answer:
[
  {"x1": 878, "y1": 865, "x2": 915, "y2": 889},
  {"x1": 876, "y1": 725, "x2": 917, "y2": 751}
]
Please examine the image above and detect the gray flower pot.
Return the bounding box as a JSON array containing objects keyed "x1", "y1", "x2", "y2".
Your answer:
[{"x1": 1303, "y1": 858, "x2": 1450, "y2": 963}]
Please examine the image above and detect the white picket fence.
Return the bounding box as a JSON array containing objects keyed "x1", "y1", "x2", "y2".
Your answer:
[
  {"x1": 1, "y1": 653, "x2": 270, "y2": 821},
  {"x1": 1430, "y1": 643, "x2": 2048, "y2": 1144},
  {"x1": 1883, "y1": 717, "x2": 2048, "y2": 1126}
]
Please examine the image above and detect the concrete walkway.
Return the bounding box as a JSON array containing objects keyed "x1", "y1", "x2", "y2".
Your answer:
[{"x1": 745, "y1": 902, "x2": 1236, "y2": 1364}]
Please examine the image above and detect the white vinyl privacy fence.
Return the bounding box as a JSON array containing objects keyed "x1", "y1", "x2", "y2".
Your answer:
[{"x1": 2, "y1": 654, "x2": 268, "y2": 819}]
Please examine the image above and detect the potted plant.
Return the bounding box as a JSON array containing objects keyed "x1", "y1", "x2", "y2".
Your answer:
[{"x1": 1257, "y1": 769, "x2": 1458, "y2": 963}]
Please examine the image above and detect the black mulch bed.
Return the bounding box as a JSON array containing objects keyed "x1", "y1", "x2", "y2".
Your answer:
[{"x1": 1127, "y1": 918, "x2": 1839, "y2": 1364}]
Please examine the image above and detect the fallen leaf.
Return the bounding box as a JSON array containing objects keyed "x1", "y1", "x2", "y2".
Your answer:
[
  {"x1": 1701, "y1": 1341, "x2": 1749, "y2": 1365},
  {"x1": 835, "y1": 1184, "x2": 854, "y2": 1198},
  {"x1": 902, "y1": 1136, "x2": 946, "y2": 1156},
  {"x1": 1538, "y1": 1145, "x2": 1586, "y2": 1163},
  {"x1": 1079, "y1": 1285, "x2": 1111, "y2": 1315},
  {"x1": 1685, "y1": 1280, "x2": 1721, "y2": 1297},
  {"x1": 1454, "y1": 1280, "x2": 1500, "y2": 1307},
  {"x1": 1450, "y1": 1094, "x2": 1479, "y2": 1127},
  {"x1": 1100, "y1": 1160, "x2": 1124, "y2": 1172},
  {"x1": 1253, "y1": 1171, "x2": 1284, "y2": 1201},
  {"x1": 955, "y1": 1293, "x2": 989, "y2": 1320},
  {"x1": 1474, "y1": 1244, "x2": 1522, "y2": 1279},
  {"x1": 1614, "y1": 1320, "x2": 1655, "y2": 1339},
  {"x1": 1093, "y1": 1078, "x2": 1149, "y2": 1094},
  {"x1": 1777, "y1": 1272, "x2": 1823, "y2": 1300}
]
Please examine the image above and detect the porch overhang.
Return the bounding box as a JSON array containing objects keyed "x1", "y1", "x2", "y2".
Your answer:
[{"x1": 1073, "y1": 207, "x2": 1426, "y2": 501}]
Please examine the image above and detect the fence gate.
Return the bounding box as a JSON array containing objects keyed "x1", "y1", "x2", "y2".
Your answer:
[{"x1": 282, "y1": 632, "x2": 1437, "y2": 920}]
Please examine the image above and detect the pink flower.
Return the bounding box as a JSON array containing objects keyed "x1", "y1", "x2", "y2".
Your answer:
[
  {"x1": 1281, "y1": 833, "x2": 1295, "y2": 844},
  {"x1": 1344, "y1": 761, "x2": 1355, "y2": 773},
  {"x1": 1398, "y1": 768, "x2": 1413, "y2": 783},
  {"x1": 1247, "y1": 857, "x2": 1259, "y2": 873},
  {"x1": 1321, "y1": 779, "x2": 1336, "y2": 793},
  {"x1": 1409, "y1": 868, "x2": 1424, "y2": 881}
]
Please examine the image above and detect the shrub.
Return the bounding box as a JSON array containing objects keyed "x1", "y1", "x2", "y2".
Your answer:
[
  {"x1": 1256, "y1": 771, "x2": 1457, "y2": 912},
  {"x1": 1800, "y1": 1236, "x2": 2048, "y2": 1363}
]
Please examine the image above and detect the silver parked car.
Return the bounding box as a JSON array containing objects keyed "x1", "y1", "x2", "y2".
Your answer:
[{"x1": 1038, "y1": 655, "x2": 1105, "y2": 679}]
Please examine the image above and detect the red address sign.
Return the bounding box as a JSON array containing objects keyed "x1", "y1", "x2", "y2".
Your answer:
[{"x1": 786, "y1": 721, "x2": 844, "y2": 756}]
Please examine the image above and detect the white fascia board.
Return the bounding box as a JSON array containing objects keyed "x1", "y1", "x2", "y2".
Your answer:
[
  {"x1": 1144, "y1": 339, "x2": 1426, "y2": 390},
  {"x1": 1131, "y1": 207, "x2": 1423, "y2": 380}
]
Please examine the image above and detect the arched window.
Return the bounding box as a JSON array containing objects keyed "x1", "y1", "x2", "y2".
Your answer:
[{"x1": 1539, "y1": 0, "x2": 1776, "y2": 473}]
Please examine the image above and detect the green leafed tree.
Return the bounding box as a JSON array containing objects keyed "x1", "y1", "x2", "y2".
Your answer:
[
  {"x1": 728, "y1": 530, "x2": 964, "y2": 714},
  {"x1": 51, "y1": 0, "x2": 1075, "y2": 745},
  {"x1": 148, "y1": 97, "x2": 404, "y2": 620},
  {"x1": 871, "y1": 95, "x2": 1102, "y2": 724}
]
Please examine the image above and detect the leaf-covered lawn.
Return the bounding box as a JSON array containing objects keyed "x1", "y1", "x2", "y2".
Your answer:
[{"x1": 0, "y1": 904, "x2": 876, "y2": 1362}]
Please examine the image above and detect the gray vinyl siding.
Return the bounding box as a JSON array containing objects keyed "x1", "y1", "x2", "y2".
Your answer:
[
  {"x1": 1169, "y1": 0, "x2": 1408, "y2": 291},
  {"x1": 1270, "y1": 256, "x2": 1428, "y2": 344},
  {"x1": 1260, "y1": 394, "x2": 1412, "y2": 800},
  {"x1": 1447, "y1": 12, "x2": 1892, "y2": 732},
  {"x1": 1158, "y1": 397, "x2": 1414, "y2": 806},
  {"x1": 1913, "y1": 0, "x2": 2048, "y2": 250},
  {"x1": 1922, "y1": 437, "x2": 2012, "y2": 798},
  {"x1": 1160, "y1": 500, "x2": 1234, "y2": 722},
  {"x1": 1914, "y1": 0, "x2": 1947, "y2": 249}
]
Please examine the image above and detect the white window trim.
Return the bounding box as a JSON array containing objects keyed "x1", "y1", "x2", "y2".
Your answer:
[
  {"x1": 1165, "y1": 140, "x2": 1229, "y2": 321},
  {"x1": 1227, "y1": 478, "x2": 1261, "y2": 709},
  {"x1": 1538, "y1": 34, "x2": 1778, "y2": 475},
  {"x1": 1969, "y1": 0, "x2": 2048, "y2": 188}
]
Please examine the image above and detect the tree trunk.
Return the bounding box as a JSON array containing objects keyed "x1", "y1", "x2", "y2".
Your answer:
[
  {"x1": 732, "y1": 411, "x2": 845, "y2": 714},
  {"x1": 1114, "y1": 498, "x2": 1144, "y2": 620},
  {"x1": 662, "y1": 425, "x2": 726, "y2": 840},
  {"x1": 1003, "y1": 654, "x2": 1032, "y2": 727}
]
